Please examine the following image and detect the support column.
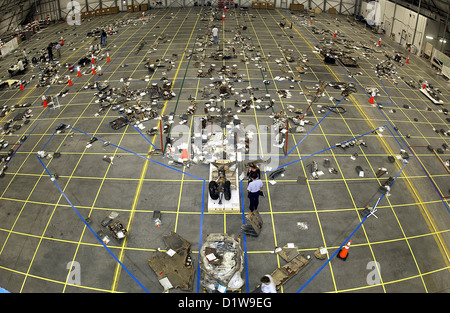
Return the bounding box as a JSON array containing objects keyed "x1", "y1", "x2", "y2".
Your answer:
[
  {"x1": 411, "y1": 0, "x2": 422, "y2": 47},
  {"x1": 391, "y1": 0, "x2": 397, "y2": 39},
  {"x1": 56, "y1": 0, "x2": 61, "y2": 19}
]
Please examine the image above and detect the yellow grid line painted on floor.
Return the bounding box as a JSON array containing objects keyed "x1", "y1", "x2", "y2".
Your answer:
[
  {"x1": 288, "y1": 13, "x2": 431, "y2": 292},
  {"x1": 66, "y1": 10, "x2": 175, "y2": 293},
  {"x1": 111, "y1": 7, "x2": 201, "y2": 292},
  {"x1": 300, "y1": 19, "x2": 450, "y2": 290},
  {"x1": 174, "y1": 36, "x2": 205, "y2": 233},
  {"x1": 259, "y1": 9, "x2": 372, "y2": 292},
  {"x1": 2, "y1": 11, "x2": 148, "y2": 293},
  {"x1": 1, "y1": 218, "x2": 448, "y2": 254},
  {"x1": 1, "y1": 194, "x2": 446, "y2": 217},
  {"x1": 244, "y1": 12, "x2": 281, "y2": 286},
  {"x1": 246, "y1": 8, "x2": 341, "y2": 292},
  {"x1": 272, "y1": 9, "x2": 449, "y2": 292}
]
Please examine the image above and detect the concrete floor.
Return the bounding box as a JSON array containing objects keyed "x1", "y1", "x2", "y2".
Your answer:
[{"x1": 0, "y1": 6, "x2": 449, "y2": 294}]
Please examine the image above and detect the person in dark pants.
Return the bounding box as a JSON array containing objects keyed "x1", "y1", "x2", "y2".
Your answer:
[
  {"x1": 247, "y1": 162, "x2": 261, "y2": 180},
  {"x1": 100, "y1": 30, "x2": 107, "y2": 46},
  {"x1": 247, "y1": 172, "x2": 263, "y2": 212},
  {"x1": 47, "y1": 44, "x2": 53, "y2": 61}
]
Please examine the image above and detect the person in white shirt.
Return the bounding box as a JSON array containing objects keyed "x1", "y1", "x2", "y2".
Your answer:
[
  {"x1": 247, "y1": 172, "x2": 263, "y2": 212},
  {"x1": 212, "y1": 25, "x2": 219, "y2": 44},
  {"x1": 17, "y1": 60, "x2": 24, "y2": 71},
  {"x1": 55, "y1": 43, "x2": 61, "y2": 58},
  {"x1": 260, "y1": 275, "x2": 276, "y2": 293}
]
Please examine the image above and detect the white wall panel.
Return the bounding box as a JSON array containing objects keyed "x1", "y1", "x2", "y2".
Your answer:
[{"x1": 362, "y1": 0, "x2": 428, "y2": 54}]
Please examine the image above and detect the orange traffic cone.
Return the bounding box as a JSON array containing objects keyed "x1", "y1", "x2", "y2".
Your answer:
[
  {"x1": 378, "y1": 38, "x2": 381, "y2": 46},
  {"x1": 68, "y1": 76, "x2": 73, "y2": 86},
  {"x1": 369, "y1": 95, "x2": 375, "y2": 104},
  {"x1": 77, "y1": 66, "x2": 82, "y2": 77},
  {"x1": 181, "y1": 143, "x2": 189, "y2": 160},
  {"x1": 20, "y1": 81, "x2": 24, "y2": 90},
  {"x1": 91, "y1": 55, "x2": 95, "y2": 64},
  {"x1": 337, "y1": 240, "x2": 351, "y2": 260},
  {"x1": 334, "y1": 30, "x2": 337, "y2": 38},
  {"x1": 310, "y1": 17, "x2": 313, "y2": 24},
  {"x1": 406, "y1": 56, "x2": 409, "y2": 64},
  {"x1": 222, "y1": 14, "x2": 225, "y2": 22},
  {"x1": 42, "y1": 95, "x2": 48, "y2": 108},
  {"x1": 107, "y1": 52, "x2": 111, "y2": 62},
  {"x1": 61, "y1": 36, "x2": 64, "y2": 44},
  {"x1": 181, "y1": 148, "x2": 189, "y2": 160},
  {"x1": 142, "y1": 12, "x2": 145, "y2": 18},
  {"x1": 92, "y1": 65, "x2": 96, "y2": 75}
]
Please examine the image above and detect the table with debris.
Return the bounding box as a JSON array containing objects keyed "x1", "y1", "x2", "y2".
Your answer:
[{"x1": 208, "y1": 160, "x2": 240, "y2": 213}]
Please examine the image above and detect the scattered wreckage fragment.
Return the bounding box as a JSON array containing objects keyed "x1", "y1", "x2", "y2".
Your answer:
[
  {"x1": 199, "y1": 233, "x2": 244, "y2": 293},
  {"x1": 241, "y1": 210, "x2": 263, "y2": 237},
  {"x1": 148, "y1": 231, "x2": 195, "y2": 292}
]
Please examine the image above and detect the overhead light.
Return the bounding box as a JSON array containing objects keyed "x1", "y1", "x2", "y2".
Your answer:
[{"x1": 426, "y1": 36, "x2": 434, "y2": 40}]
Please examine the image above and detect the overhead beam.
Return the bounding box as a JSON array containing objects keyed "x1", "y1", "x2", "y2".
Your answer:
[{"x1": 388, "y1": 0, "x2": 448, "y2": 22}]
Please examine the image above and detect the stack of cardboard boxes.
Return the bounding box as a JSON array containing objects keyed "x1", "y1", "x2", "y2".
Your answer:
[
  {"x1": 252, "y1": 1, "x2": 275, "y2": 9},
  {"x1": 81, "y1": 3, "x2": 149, "y2": 18},
  {"x1": 81, "y1": 6, "x2": 120, "y2": 18},
  {"x1": 127, "y1": 3, "x2": 148, "y2": 11}
]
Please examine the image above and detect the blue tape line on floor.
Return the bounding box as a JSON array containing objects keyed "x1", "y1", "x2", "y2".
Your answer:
[
  {"x1": 68, "y1": 125, "x2": 205, "y2": 181},
  {"x1": 283, "y1": 96, "x2": 344, "y2": 158},
  {"x1": 196, "y1": 180, "x2": 206, "y2": 293},
  {"x1": 264, "y1": 125, "x2": 382, "y2": 174},
  {"x1": 297, "y1": 160, "x2": 408, "y2": 293},
  {"x1": 118, "y1": 111, "x2": 158, "y2": 150},
  {"x1": 36, "y1": 155, "x2": 150, "y2": 293},
  {"x1": 240, "y1": 178, "x2": 250, "y2": 293}
]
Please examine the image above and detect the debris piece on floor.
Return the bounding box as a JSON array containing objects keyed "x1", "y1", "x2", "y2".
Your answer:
[
  {"x1": 110, "y1": 116, "x2": 128, "y2": 130},
  {"x1": 376, "y1": 167, "x2": 388, "y2": 178},
  {"x1": 268, "y1": 167, "x2": 285, "y2": 181},
  {"x1": 102, "y1": 155, "x2": 114, "y2": 164},
  {"x1": 97, "y1": 230, "x2": 110, "y2": 245},
  {"x1": 107, "y1": 220, "x2": 128, "y2": 240},
  {"x1": 297, "y1": 221, "x2": 308, "y2": 230},
  {"x1": 355, "y1": 165, "x2": 364, "y2": 177},
  {"x1": 269, "y1": 254, "x2": 310, "y2": 290},
  {"x1": 199, "y1": 233, "x2": 244, "y2": 293},
  {"x1": 379, "y1": 176, "x2": 394, "y2": 195},
  {"x1": 275, "y1": 243, "x2": 299, "y2": 262},
  {"x1": 153, "y1": 210, "x2": 161, "y2": 227},
  {"x1": 314, "y1": 247, "x2": 328, "y2": 260},
  {"x1": 148, "y1": 231, "x2": 195, "y2": 292},
  {"x1": 241, "y1": 210, "x2": 263, "y2": 237}
]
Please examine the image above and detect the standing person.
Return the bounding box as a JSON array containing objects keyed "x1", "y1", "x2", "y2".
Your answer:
[
  {"x1": 47, "y1": 43, "x2": 53, "y2": 61},
  {"x1": 100, "y1": 30, "x2": 107, "y2": 46},
  {"x1": 17, "y1": 59, "x2": 25, "y2": 74},
  {"x1": 55, "y1": 42, "x2": 61, "y2": 58},
  {"x1": 22, "y1": 49, "x2": 29, "y2": 62},
  {"x1": 247, "y1": 172, "x2": 263, "y2": 212},
  {"x1": 260, "y1": 275, "x2": 276, "y2": 293},
  {"x1": 247, "y1": 163, "x2": 261, "y2": 180},
  {"x1": 212, "y1": 25, "x2": 218, "y2": 44}
]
